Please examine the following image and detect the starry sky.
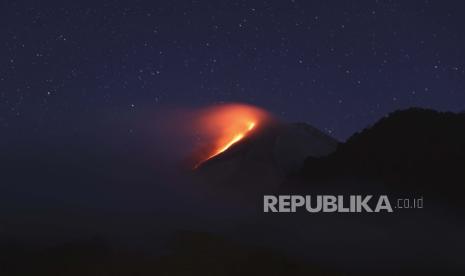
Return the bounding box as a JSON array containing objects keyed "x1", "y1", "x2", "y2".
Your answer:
[{"x1": 2, "y1": 0, "x2": 465, "y2": 141}]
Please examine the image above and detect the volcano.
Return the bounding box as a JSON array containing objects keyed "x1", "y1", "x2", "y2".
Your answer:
[{"x1": 193, "y1": 121, "x2": 338, "y2": 194}]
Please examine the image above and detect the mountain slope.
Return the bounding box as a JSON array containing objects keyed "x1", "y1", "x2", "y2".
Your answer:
[
  {"x1": 193, "y1": 122, "x2": 338, "y2": 194},
  {"x1": 301, "y1": 108, "x2": 465, "y2": 203}
]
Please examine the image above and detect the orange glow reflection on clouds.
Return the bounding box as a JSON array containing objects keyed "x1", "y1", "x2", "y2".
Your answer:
[{"x1": 194, "y1": 104, "x2": 269, "y2": 166}]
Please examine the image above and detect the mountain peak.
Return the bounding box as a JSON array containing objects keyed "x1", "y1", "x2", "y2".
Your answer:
[{"x1": 193, "y1": 122, "x2": 338, "y2": 194}]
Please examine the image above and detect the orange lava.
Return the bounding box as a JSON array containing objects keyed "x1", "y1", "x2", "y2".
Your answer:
[
  {"x1": 193, "y1": 104, "x2": 269, "y2": 167},
  {"x1": 206, "y1": 120, "x2": 256, "y2": 160}
]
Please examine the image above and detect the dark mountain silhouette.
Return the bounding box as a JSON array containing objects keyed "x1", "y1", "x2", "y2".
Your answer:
[
  {"x1": 301, "y1": 108, "x2": 465, "y2": 205},
  {"x1": 193, "y1": 121, "x2": 338, "y2": 195},
  {"x1": 3, "y1": 108, "x2": 465, "y2": 274}
]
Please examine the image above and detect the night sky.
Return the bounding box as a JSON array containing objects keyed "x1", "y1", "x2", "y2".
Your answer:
[{"x1": 2, "y1": 0, "x2": 465, "y2": 141}]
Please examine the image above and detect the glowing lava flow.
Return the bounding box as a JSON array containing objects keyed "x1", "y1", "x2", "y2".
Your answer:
[
  {"x1": 192, "y1": 104, "x2": 269, "y2": 168},
  {"x1": 205, "y1": 121, "x2": 256, "y2": 161}
]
